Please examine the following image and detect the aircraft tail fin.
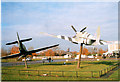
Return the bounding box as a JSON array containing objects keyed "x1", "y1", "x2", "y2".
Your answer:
[
  {"x1": 96, "y1": 26, "x2": 100, "y2": 45},
  {"x1": 6, "y1": 38, "x2": 32, "y2": 45},
  {"x1": 93, "y1": 27, "x2": 108, "y2": 45},
  {"x1": 93, "y1": 27, "x2": 100, "y2": 45},
  {"x1": 17, "y1": 32, "x2": 20, "y2": 42}
]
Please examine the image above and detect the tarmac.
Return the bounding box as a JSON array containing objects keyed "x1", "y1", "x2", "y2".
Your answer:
[{"x1": 1, "y1": 58, "x2": 119, "y2": 67}]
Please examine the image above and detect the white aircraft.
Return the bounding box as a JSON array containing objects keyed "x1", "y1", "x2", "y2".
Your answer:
[{"x1": 41, "y1": 25, "x2": 107, "y2": 46}]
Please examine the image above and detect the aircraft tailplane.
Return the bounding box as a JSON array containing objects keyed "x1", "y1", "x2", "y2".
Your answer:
[{"x1": 6, "y1": 38, "x2": 32, "y2": 45}]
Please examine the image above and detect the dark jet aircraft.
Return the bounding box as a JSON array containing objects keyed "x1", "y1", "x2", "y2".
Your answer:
[{"x1": 1, "y1": 32, "x2": 59, "y2": 68}]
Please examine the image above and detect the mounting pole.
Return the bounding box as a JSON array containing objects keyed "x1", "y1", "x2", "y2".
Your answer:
[
  {"x1": 77, "y1": 43, "x2": 83, "y2": 68},
  {"x1": 24, "y1": 57, "x2": 28, "y2": 68}
]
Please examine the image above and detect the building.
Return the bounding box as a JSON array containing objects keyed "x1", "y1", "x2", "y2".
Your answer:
[
  {"x1": 75, "y1": 55, "x2": 87, "y2": 59},
  {"x1": 108, "y1": 41, "x2": 119, "y2": 53},
  {"x1": 103, "y1": 41, "x2": 120, "y2": 58},
  {"x1": 64, "y1": 54, "x2": 71, "y2": 58}
]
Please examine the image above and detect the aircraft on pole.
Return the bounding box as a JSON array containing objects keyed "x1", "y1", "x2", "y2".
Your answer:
[
  {"x1": 41, "y1": 25, "x2": 108, "y2": 68},
  {"x1": 41, "y1": 25, "x2": 107, "y2": 46},
  {"x1": 1, "y1": 32, "x2": 59, "y2": 68}
]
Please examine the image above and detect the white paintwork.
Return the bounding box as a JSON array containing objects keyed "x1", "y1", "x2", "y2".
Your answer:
[
  {"x1": 22, "y1": 58, "x2": 32, "y2": 62},
  {"x1": 64, "y1": 54, "x2": 71, "y2": 58}
]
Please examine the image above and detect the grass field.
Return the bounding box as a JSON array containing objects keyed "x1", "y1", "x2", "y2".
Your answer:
[
  {"x1": 1, "y1": 58, "x2": 20, "y2": 63},
  {"x1": 2, "y1": 60, "x2": 119, "y2": 81}
]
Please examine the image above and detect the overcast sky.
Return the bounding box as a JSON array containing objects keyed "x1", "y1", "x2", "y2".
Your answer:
[{"x1": 1, "y1": 2, "x2": 118, "y2": 51}]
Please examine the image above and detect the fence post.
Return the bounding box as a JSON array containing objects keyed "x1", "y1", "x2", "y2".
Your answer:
[
  {"x1": 107, "y1": 67, "x2": 108, "y2": 73},
  {"x1": 104, "y1": 69, "x2": 106, "y2": 74},
  {"x1": 38, "y1": 70, "x2": 39, "y2": 76},
  {"x1": 101, "y1": 70, "x2": 102, "y2": 77},
  {"x1": 76, "y1": 71, "x2": 78, "y2": 77},
  {"x1": 110, "y1": 66, "x2": 112, "y2": 71},
  {"x1": 49, "y1": 71, "x2": 51, "y2": 76},
  {"x1": 108, "y1": 67, "x2": 109, "y2": 72},
  {"x1": 91, "y1": 71, "x2": 93, "y2": 78},
  {"x1": 109, "y1": 66, "x2": 111, "y2": 71},
  {"x1": 99, "y1": 71, "x2": 101, "y2": 77},
  {"x1": 19, "y1": 70, "x2": 20, "y2": 75},
  {"x1": 10, "y1": 70, "x2": 11, "y2": 73},
  {"x1": 27, "y1": 70, "x2": 30, "y2": 76},
  {"x1": 62, "y1": 71, "x2": 64, "y2": 77},
  {"x1": 101, "y1": 70, "x2": 102, "y2": 75}
]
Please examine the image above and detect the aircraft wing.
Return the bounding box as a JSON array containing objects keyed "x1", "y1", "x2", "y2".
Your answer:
[
  {"x1": 28, "y1": 44, "x2": 59, "y2": 53},
  {"x1": 1, "y1": 53, "x2": 22, "y2": 59},
  {"x1": 57, "y1": 35, "x2": 78, "y2": 44},
  {"x1": 41, "y1": 32, "x2": 78, "y2": 44}
]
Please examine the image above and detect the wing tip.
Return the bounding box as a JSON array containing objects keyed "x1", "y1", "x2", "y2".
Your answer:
[{"x1": 54, "y1": 44, "x2": 59, "y2": 46}]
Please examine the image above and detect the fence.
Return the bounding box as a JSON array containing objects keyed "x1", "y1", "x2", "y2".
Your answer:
[
  {"x1": 99, "y1": 62, "x2": 119, "y2": 77},
  {"x1": 2, "y1": 69, "x2": 100, "y2": 78},
  {"x1": 2, "y1": 62, "x2": 119, "y2": 78}
]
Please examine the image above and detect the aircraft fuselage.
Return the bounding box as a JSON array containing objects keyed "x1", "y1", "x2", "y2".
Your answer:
[
  {"x1": 17, "y1": 32, "x2": 29, "y2": 56},
  {"x1": 73, "y1": 32, "x2": 96, "y2": 45}
]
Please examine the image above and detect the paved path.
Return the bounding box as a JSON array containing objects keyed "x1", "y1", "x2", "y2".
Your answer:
[
  {"x1": 1, "y1": 58, "x2": 119, "y2": 67},
  {"x1": 1, "y1": 59, "x2": 75, "y2": 67}
]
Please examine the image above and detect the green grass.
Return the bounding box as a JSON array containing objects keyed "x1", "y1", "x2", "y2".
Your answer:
[
  {"x1": 1, "y1": 59, "x2": 19, "y2": 63},
  {"x1": 2, "y1": 60, "x2": 119, "y2": 81},
  {"x1": 108, "y1": 68, "x2": 120, "y2": 80},
  {"x1": 2, "y1": 74, "x2": 119, "y2": 81}
]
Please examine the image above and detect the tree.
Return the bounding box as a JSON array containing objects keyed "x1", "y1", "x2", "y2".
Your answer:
[
  {"x1": 10, "y1": 45, "x2": 19, "y2": 54},
  {"x1": 28, "y1": 46, "x2": 37, "y2": 57},
  {"x1": 52, "y1": 46, "x2": 60, "y2": 56},
  {"x1": 88, "y1": 47, "x2": 96, "y2": 55},
  {"x1": 1, "y1": 48, "x2": 8, "y2": 57},
  {"x1": 52, "y1": 46, "x2": 59, "y2": 52},
  {"x1": 1, "y1": 48, "x2": 11, "y2": 62},
  {"x1": 71, "y1": 51, "x2": 78, "y2": 58},
  {"x1": 82, "y1": 48, "x2": 90, "y2": 55},
  {"x1": 53, "y1": 49, "x2": 66, "y2": 56},
  {"x1": 71, "y1": 51, "x2": 78, "y2": 55},
  {"x1": 98, "y1": 48, "x2": 105, "y2": 56},
  {"x1": 38, "y1": 51, "x2": 45, "y2": 56},
  {"x1": 59, "y1": 50, "x2": 66, "y2": 56},
  {"x1": 45, "y1": 49, "x2": 55, "y2": 56}
]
